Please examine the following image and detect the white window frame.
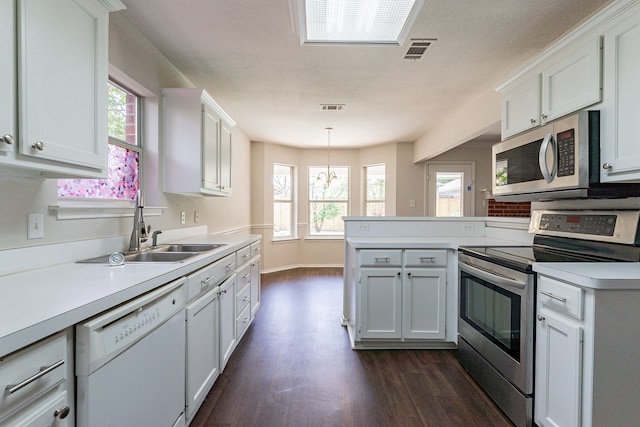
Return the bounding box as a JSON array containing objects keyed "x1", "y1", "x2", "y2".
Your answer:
[
  {"x1": 363, "y1": 163, "x2": 386, "y2": 216},
  {"x1": 308, "y1": 166, "x2": 349, "y2": 238},
  {"x1": 50, "y1": 66, "x2": 161, "y2": 220},
  {"x1": 273, "y1": 163, "x2": 297, "y2": 240}
]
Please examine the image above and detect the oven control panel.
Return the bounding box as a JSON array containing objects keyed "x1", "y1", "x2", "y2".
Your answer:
[
  {"x1": 530, "y1": 210, "x2": 640, "y2": 245},
  {"x1": 539, "y1": 213, "x2": 616, "y2": 236}
]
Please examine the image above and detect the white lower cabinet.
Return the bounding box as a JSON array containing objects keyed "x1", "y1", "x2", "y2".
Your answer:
[
  {"x1": 358, "y1": 268, "x2": 402, "y2": 340},
  {"x1": 535, "y1": 274, "x2": 640, "y2": 427},
  {"x1": 185, "y1": 287, "x2": 219, "y2": 421},
  {"x1": 250, "y1": 254, "x2": 261, "y2": 318},
  {"x1": 354, "y1": 249, "x2": 448, "y2": 346},
  {"x1": 535, "y1": 309, "x2": 583, "y2": 427},
  {"x1": 0, "y1": 330, "x2": 73, "y2": 426},
  {"x1": 402, "y1": 268, "x2": 446, "y2": 340},
  {"x1": 219, "y1": 274, "x2": 237, "y2": 371}
]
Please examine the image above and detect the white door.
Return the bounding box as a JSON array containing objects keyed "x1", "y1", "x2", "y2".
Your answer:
[
  {"x1": 358, "y1": 268, "x2": 402, "y2": 340},
  {"x1": 185, "y1": 288, "x2": 219, "y2": 420},
  {"x1": 402, "y1": 268, "x2": 446, "y2": 340},
  {"x1": 535, "y1": 310, "x2": 583, "y2": 427},
  {"x1": 219, "y1": 274, "x2": 237, "y2": 371},
  {"x1": 427, "y1": 163, "x2": 474, "y2": 217}
]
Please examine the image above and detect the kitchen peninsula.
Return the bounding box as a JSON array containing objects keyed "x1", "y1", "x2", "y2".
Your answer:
[{"x1": 341, "y1": 216, "x2": 532, "y2": 349}]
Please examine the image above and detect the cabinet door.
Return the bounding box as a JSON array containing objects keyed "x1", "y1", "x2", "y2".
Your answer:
[
  {"x1": 541, "y1": 36, "x2": 601, "y2": 125},
  {"x1": 600, "y1": 8, "x2": 640, "y2": 182},
  {"x1": 0, "y1": 0, "x2": 16, "y2": 155},
  {"x1": 402, "y1": 269, "x2": 446, "y2": 340},
  {"x1": 202, "y1": 103, "x2": 221, "y2": 191},
  {"x1": 250, "y1": 256, "x2": 261, "y2": 318},
  {"x1": 219, "y1": 274, "x2": 237, "y2": 371},
  {"x1": 535, "y1": 310, "x2": 583, "y2": 427},
  {"x1": 18, "y1": 0, "x2": 107, "y2": 172},
  {"x1": 358, "y1": 268, "x2": 402, "y2": 340},
  {"x1": 185, "y1": 288, "x2": 219, "y2": 420},
  {"x1": 219, "y1": 121, "x2": 232, "y2": 194},
  {"x1": 501, "y1": 74, "x2": 541, "y2": 139}
]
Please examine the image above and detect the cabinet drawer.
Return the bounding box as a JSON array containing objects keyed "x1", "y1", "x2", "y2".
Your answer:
[
  {"x1": 538, "y1": 276, "x2": 583, "y2": 319},
  {"x1": 237, "y1": 263, "x2": 251, "y2": 289},
  {"x1": 186, "y1": 253, "x2": 235, "y2": 301},
  {"x1": 250, "y1": 242, "x2": 261, "y2": 258},
  {"x1": 404, "y1": 250, "x2": 447, "y2": 267},
  {"x1": 236, "y1": 282, "x2": 251, "y2": 314},
  {"x1": 237, "y1": 245, "x2": 252, "y2": 267},
  {"x1": 359, "y1": 250, "x2": 402, "y2": 267},
  {"x1": 236, "y1": 304, "x2": 251, "y2": 339},
  {"x1": 0, "y1": 332, "x2": 67, "y2": 419}
]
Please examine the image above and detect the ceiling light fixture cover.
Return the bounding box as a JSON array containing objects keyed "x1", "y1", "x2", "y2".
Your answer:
[{"x1": 300, "y1": 0, "x2": 425, "y2": 45}]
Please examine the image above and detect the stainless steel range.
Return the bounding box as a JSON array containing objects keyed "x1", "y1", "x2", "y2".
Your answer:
[{"x1": 457, "y1": 209, "x2": 640, "y2": 427}]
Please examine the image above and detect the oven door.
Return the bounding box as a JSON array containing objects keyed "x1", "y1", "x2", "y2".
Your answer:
[{"x1": 458, "y1": 255, "x2": 535, "y2": 394}]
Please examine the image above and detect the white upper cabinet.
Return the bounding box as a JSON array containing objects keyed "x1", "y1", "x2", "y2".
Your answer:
[
  {"x1": 600, "y1": 4, "x2": 640, "y2": 182},
  {"x1": 501, "y1": 75, "x2": 541, "y2": 138},
  {"x1": 163, "y1": 88, "x2": 234, "y2": 197},
  {"x1": 0, "y1": 0, "x2": 16, "y2": 155},
  {"x1": 1, "y1": 0, "x2": 124, "y2": 178},
  {"x1": 499, "y1": 34, "x2": 602, "y2": 140}
]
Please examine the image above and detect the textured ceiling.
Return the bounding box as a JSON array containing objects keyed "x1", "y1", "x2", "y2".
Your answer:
[{"x1": 119, "y1": 0, "x2": 612, "y2": 148}]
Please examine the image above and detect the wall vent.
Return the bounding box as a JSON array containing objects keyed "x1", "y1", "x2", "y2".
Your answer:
[
  {"x1": 321, "y1": 104, "x2": 345, "y2": 111},
  {"x1": 404, "y1": 39, "x2": 436, "y2": 60}
]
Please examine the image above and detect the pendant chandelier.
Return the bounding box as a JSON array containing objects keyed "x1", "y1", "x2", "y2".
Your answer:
[{"x1": 316, "y1": 127, "x2": 338, "y2": 186}]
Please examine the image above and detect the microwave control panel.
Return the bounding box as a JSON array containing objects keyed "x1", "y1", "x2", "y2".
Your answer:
[{"x1": 556, "y1": 129, "x2": 575, "y2": 177}]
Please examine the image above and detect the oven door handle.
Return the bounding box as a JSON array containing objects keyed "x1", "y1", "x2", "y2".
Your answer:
[{"x1": 459, "y1": 262, "x2": 526, "y2": 290}]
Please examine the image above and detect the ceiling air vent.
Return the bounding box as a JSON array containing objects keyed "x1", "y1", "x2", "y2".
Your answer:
[
  {"x1": 321, "y1": 104, "x2": 345, "y2": 111},
  {"x1": 404, "y1": 39, "x2": 436, "y2": 60}
]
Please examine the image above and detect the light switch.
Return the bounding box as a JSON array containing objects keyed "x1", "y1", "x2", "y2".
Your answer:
[{"x1": 27, "y1": 213, "x2": 44, "y2": 239}]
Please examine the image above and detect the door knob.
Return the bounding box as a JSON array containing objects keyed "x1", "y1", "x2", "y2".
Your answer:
[
  {"x1": 602, "y1": 163, "x2": 612, "y2": 170},
  {"x1": 32, "y1": 141, "x2": 45, "y2": 151}
]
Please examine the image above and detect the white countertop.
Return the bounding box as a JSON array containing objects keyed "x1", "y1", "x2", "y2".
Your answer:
[
  {"x1": 0, "y1": 234, "x2": 259, "y2": 357},
  {"x1": 346, "y1": 236, "x2": 529, "y2": 249},
  {"x1": 533, "y1": 262, "x2": 640, "y2": 290}
]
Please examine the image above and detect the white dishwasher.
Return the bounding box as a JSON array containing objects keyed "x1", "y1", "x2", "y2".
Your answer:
[{"x1": 75, "y1": 278, "x2": 187, "y2": 427}]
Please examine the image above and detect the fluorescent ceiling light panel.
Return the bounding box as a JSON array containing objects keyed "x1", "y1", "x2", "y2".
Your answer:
[{"x1": 301, "y1": 0, "x2": 424, "y2": 45}]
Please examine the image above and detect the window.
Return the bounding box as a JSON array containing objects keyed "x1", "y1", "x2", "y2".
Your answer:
[
  {"x1": 274, "y1": 164, "x2": 295, "y2": 238},
  {"x1": 364, "y1": 164, "x2": 385, "y2": 216},
  {"x1": 57, "y1": 81, "x2": 141, "y2": 200},
  {"x1": 309, "y1": 166, "x2": 349, "y2": 236}
]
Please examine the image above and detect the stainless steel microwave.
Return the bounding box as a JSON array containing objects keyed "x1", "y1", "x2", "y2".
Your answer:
[{"x1": 492, "y1": 111, "x2": 600, "y2": 201}]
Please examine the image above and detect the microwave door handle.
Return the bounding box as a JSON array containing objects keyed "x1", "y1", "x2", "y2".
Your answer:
[{"x1": 539, "y1": 133, "x2": 557, "y2": 183}]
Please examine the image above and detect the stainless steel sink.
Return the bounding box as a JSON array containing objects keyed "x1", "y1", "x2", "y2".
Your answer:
[
  {"x1": 77, "y1": 243, "x2": 225, "y2": 264},
  {"x1": 156, "y1": 243, "x2": 225, "y2": 252}
]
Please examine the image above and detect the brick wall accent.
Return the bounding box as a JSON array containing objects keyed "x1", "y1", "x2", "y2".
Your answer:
[{"x1": 487, "y1": 200, "x2": 531, "y2": 217}]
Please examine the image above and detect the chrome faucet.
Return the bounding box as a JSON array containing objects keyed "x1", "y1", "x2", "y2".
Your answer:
[{"x1": 129, "y1": 192, "x2": 150, "y2": 252}]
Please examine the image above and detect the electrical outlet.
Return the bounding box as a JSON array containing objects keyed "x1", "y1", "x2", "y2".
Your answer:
[
  {"x1": 409, "y1": 199, "x2": 416, "y2": 208},
  {"x1": 357, "y1": 223, "x2": 369, "y2": 231},
  {"x1": 463, "y1": 223, "x2": 475, "y2": 231},
  {"x1": 27, "y1": 213, "x2": 44, "y2": 239},
  {"x1": 180, "y1": 211, "x2": 186, "y2": 225},
  {"x1": 194, "y1": 210, "x2": 199, "y2": 223}
]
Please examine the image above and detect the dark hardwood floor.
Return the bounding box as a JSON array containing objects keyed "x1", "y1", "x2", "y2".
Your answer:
[{"x1": 190, "y1": 268, "x2": 514, "y2": 427}]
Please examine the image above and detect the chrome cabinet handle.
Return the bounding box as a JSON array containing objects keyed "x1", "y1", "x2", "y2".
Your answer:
[
  {"x1": 541, "y1": 113, "x2": 548, "y2": 121},
  {"x1": 374, "y1": 257, "x2": 390, "y2": 263},
  {"x1": 242, "y1": 296, "x2": 249, "y2": 302},
  {"x1": 225, "y1": 263, "x2": 235, "y2": 271},
  {"x1": 602, "y1": 163, "x2": 612, "y2": 170},
  {"x1": 32, "y1": 141, "x2": 45, "y2": 151},
  {"x1": 1, "y1": 134, "x2": 14, "y2": 145},
  {"x1": 419, "y1": 256, "x2": 436, "y2": 263},
  {"x1": 242, "y1": 273, "x2": 250, "y2": 280},
  {"x1": 537, "y1": 314, "x2": 545, "y2": 322},
  {"x1": 530, "y1": 118, "x2": 536, "y2": 125},
  {"x1": 201, "y1": 275, "x2": 217, "y2": 288},
  {"x1": 5, "y1": 359, "x2": 64, "y2": 394},
  {"x1": 540, "y1": 290, "x2": 567, "y2": 303}
]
